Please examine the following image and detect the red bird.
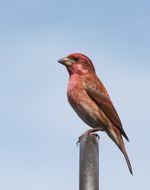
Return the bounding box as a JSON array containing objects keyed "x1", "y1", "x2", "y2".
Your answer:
[{"x1": 58, "y1": 53, "x2": 133, "y2": 175}]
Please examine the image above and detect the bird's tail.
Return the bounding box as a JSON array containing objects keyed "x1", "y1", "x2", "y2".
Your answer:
[{"x1": 106, "y1": 127, "x2": 133, "y2": 175}]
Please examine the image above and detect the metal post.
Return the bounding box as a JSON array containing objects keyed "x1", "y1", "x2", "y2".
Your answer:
[{"x1": 79, "y1": 134, "x2": 99, "y2": 190}]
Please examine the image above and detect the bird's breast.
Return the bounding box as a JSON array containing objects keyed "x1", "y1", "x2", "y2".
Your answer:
[
  {"x1": 67, "y1": 74, "x2": 80, "y2": 91},
  {"x1": 67, "y1": 75, "x2": 104, "y2": 128},
  {"x1": 67, "y1": 74, "x2": 85, "y2": 103}
]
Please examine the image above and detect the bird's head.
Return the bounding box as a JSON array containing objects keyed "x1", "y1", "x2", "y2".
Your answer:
[{"x1": 58, "y1": 53, "x2": 95, "y2": 75}]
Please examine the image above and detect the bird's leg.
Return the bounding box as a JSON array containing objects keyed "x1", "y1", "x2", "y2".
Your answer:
[{"x1": 77, "y1": 127, "x2": 103, "y2": 145}]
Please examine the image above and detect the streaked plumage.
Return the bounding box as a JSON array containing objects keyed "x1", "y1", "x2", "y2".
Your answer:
[{"x1": 58, "y1": 53, "x2": 133, "y2": 175}]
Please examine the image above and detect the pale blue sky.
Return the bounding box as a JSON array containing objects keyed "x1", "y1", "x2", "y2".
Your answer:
[{"x1": 0, "y1": 0, "x2": 150, "y2": 189}]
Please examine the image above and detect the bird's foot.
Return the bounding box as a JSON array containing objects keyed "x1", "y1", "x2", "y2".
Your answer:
[{"x1": 76, "y1": 127, "x2": 101, "y2": 145}]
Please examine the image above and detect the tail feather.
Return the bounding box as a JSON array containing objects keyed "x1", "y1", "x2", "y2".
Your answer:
[{"x1": 107, "y1": 127, "x2": 133, "y2": 175}]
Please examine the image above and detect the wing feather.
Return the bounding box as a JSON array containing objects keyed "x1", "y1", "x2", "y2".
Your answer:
[{"x1": 85, "y1": 77, "x2": 129, "y2": 141}]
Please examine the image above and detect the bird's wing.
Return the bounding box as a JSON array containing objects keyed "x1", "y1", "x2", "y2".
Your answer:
[{"x1": 85, "y1": 77, "x2": 129, "y2": 141}]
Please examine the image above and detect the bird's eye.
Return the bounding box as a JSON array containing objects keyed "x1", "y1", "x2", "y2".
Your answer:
[{"x1": 74, "y1": 57, "x2": 79, "y2": 61}]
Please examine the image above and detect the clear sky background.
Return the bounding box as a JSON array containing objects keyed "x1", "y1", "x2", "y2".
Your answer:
[{"x1": 0, "y1": 0, "x2": 150, "y2": 189}]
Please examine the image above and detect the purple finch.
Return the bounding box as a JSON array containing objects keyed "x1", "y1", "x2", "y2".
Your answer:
[{"x1": 58, "y1": 53, "x2": 133, "y2": 175}]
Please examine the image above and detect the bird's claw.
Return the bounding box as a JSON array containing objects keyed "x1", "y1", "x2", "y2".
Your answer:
[{"x1": 92, "y1": 133, "x2": 100, "y2": 139}]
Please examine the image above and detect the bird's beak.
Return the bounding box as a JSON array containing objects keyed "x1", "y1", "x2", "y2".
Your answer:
[{"x1": 58, "y1": 57, "x2": 74, "y2": 66}]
